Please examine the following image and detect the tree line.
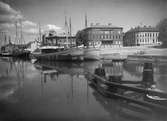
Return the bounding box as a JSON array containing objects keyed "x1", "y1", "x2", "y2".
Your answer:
[{"x1": 156, "y1": 18, "x2": 167, "y2": 48}]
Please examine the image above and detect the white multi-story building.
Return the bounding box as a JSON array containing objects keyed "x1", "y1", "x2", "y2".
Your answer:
[
  {"x1": 123, "y1": 26, "x2": 161, "y2": 47},
  {"x1": 76, "y1": 23, "x2": 124, "y2": 48}
]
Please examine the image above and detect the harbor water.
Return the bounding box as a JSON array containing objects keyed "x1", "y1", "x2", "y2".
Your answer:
[{"x1": 0, "y1": 57, "x2": 167, "y2": 121}]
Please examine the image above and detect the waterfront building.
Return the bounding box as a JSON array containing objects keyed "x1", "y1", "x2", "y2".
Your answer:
[
  {"x1": 123, "y1": 26, "x2": 161, "y2": 46},
  {"x1": 76, "y1": 23, "x2": 124, "y2": 48}
]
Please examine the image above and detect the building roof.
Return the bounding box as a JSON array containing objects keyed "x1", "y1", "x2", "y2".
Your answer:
[
  {"x1": 127, "y1": 26, "x2": 159, "y2": 33},
  {"x1": 83, "y1": 24, "x2": 123, "y2": 31},
  {"x1": 46, "y1": 35, "x2": 76, "y2": 39}
]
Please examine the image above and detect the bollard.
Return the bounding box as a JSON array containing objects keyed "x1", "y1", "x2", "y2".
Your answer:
[{"x1": 142, "y1": 62, "x2": 154, "y2": 88}]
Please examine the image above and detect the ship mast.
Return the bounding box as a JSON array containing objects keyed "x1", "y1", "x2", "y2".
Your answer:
[
  {"x1": 20, "y1": 19, "x2": 24, "y2": 44},
  {"x1": 0, "y1": 31, "x2": 8, "y2": 47},
  {"x1": 39, "y1": 22, "x2": 42, "y2": 43},
  {"x1": 65, "y1": 16, "x2": 69, "y2": 47},
  {"x1": 69, "y1": 17, "x2": 72, "y2": 36},
  {"x1": 69, "y1": 17, "x2": 72, "y2": 46},
  {"x1": 85, "y1": 13, "x2": 88, "y2": 28},
  {"x1": 8, "y1": 35, "x2": 11, "y2": 44},
  {"x1": 15, "y1": 21, "x2": 18, "y2": 44},
  {"x1": 4, "y1": 33, "x2": 7, "y2": 45}
]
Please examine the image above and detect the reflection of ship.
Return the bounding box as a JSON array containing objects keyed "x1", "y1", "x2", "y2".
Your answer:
[
  {"x1": 0, "y1": 76, "x2": 18, "y2": 100},
  {"x1": 34, "y1": 60, "x2": 84, "y2": 76},
  {"x1": 123, "y1": 61, "x2": 143, "y2": 78},
  {"x1": 0, "y1": 58, "x2": 26, "y2": 101},
  {"x1": 42, "y1": 69, "x2": 58, "y2": 75}
]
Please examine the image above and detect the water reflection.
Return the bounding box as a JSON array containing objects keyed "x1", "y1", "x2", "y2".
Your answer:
[
  {"x1": 0, "y1": 57, "x2": 27, "y2": 102},
  {"x1": 0, "y1": 57, "x2": 167, "y2": 121},
  {"x1": 91, "y1": 87, "x2": 167, "y2": 121},
  {"x1": 92, "y1": 89, "x2": 151, "y2": 121}
]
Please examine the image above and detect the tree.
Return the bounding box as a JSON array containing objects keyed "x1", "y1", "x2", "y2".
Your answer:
[
  {"x1": 76, "y1": 30, "x2": 89, "y2": 46},
  {"x1": 76, "y1": 30, "x2": 83, "y2": 46},
  {"x1": 156, "y1": 18, "x2": 167, "y2": 48}
]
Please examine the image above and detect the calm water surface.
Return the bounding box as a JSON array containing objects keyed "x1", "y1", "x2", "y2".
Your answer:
[{"x1": 0, "y1": 57, "x2": 167, "y2": 121}]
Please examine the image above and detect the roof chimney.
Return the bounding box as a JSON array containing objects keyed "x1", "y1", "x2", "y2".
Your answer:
[{"x1": 108, "y1": 23, "x2": 112, "y2": 26}]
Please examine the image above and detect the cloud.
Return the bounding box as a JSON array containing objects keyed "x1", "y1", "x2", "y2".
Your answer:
[
  {"x1": 0, "y1": 14, "x2": 21, "y2": 24},
  {"x1": 0, "y1": 23, "x2": 14, "y2": 29},
  {"x1": 42, "y1": 24, "x2": 64, "y2": 34},
  {"x1": 46, "y1": 24, "x2": 61, "y2": 30},
  {"x1": 23, "y1": 24, "x2": 63, "y2": 35},
  {"x1": 0, "y1": 1, "x2": 64, "y2": 35},
  {"x1": 0, "y1": 1, "x2": 38, "y2": 36},
  {"x1": 23, "y1": 20, "x2": 37, "y2": 27},
  {"x1": 0, "y1": 1, "x2": 19, "y2": 15},
  {"x1": 22, "y1": 21, "x2": 38, "y2": 35},
  {"x1": 23, "y1": 28, "x2": 38, "y2": 35},
  {"x1": 0, "y1": 1, "x2": 23, "y2": 30}
]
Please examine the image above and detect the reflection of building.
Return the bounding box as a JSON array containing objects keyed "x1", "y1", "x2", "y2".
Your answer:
[
  {"x1": 123, "y1": 62, "x2": 143, "y2": 78},
  {"x1": 34, "y1": 61, "x2": 84, "y2": 76},
  {"x1": 123, "y1": 26, "x2": 161, "y2": 46},
  {"x1": 103, "y1": 62, "x2": 123, "y2": 77},
  {"x1": 42, "y1": 35, "x2": 76, "y2": 47},
  {"x1": 77, "y1": 23, "x2": 123, "y2": 48}
]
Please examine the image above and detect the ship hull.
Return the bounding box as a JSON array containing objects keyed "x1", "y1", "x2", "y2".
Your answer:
[
  {"x1": 32, "y1": 48, "x2": 84, "y2": 61},
  {"x1": 1, "y1": 51, "x2": 30, "y2": 58},
  {"x1": 84, "y1": 48, "x2": 101, "y2": 60},
  {"x1": 13, "y1": 51, "x2": 30, "y2": 58},
  {"x1": 1, "y1": 52, "x2": 13, "y2": 57}
]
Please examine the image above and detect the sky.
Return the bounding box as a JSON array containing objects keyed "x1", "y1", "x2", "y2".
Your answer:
[{"x1": 0, "y1": 0, "x2": 167, "y2": 43}]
